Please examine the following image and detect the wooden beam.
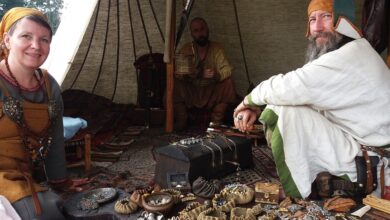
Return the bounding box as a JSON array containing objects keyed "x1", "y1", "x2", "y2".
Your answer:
[
  {"x1": 387, "y1": 6, "x2": 390, "y2": 68},
  {"x1": 165, "y1": 0, "x2": 176, "y2": 132}
]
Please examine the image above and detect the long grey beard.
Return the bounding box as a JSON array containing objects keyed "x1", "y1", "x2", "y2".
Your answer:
[{"x1": 305, "y1": 32, "x2": 343, "y2": 63}]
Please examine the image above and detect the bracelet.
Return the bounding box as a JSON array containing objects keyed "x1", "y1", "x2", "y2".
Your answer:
[
  {"x1": 172, "y1": 142, "x2": 189, "y2": 148},
  {"x1": 242, "y1": 97, "x2": 250, "y2": 107},
  {"x1": 172, "y1": 137, "x2": 202, "y2": 148}
]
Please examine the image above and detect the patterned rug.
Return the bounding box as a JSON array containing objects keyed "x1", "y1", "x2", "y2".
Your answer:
[
  {"x1": 65, "y1": 128, "x2": 279, "y2": 199},
  {"x1": 252, "y1": 146, "x2": 279, "y2": 180},
  {"x1": 222, "y1": 145, "x2": 279, "y2": 185}
]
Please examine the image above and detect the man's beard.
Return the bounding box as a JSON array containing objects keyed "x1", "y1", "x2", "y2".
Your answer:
[
  {"x1": 305, "y1": 32, "x2": 343, "y2": 63},
  {"x1": 194, "y1": 36, "x2": 209, "y2": 47}
]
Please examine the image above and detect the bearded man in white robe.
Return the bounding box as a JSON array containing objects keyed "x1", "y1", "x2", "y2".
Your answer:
[{"x1": 233, "y1": 0, "x2": 390, "y2": 199}]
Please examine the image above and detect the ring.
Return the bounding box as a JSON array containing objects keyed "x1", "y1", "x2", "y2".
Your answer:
[{"x1": 237, "y1": 115, "x2": 243, "y2": 120}]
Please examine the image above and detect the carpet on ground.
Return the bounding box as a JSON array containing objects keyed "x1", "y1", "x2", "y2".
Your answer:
[
  {"x1": 63, "y1": 137, "x2": 279, "y2": 201},
  {"x1": 222, "y1": 145, "x2": 279, "y2": 185}
]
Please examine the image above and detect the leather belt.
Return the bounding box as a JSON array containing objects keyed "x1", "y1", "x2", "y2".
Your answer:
[
  {"x1": 361, "y1": 147, "x2": 374, "y2": 194},
  {"x1": 21, "y1": 152, "x2": 42, "y2": 215},
  {"x1": 23, "y1": 172, "x2": 42, "y2": 215}
]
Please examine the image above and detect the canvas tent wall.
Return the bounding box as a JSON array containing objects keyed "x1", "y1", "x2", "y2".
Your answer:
[
  {"x1": 44, "y1": 0, "x2": 367, "y2": 104},
  {"x1": 43, "y1": 0, "x2": 166, "y2": 104}
]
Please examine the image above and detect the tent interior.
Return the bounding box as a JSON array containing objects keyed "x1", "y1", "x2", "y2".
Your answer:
[
  {"x1": 43, "y1": 0, "x2": 389, "y2": 131},
  {"x1": 45, "y1": 0, "x2": 387, "y2": 102},
  {"x1": 36, "y1": 0, "x2": 390, "y2": 218}
]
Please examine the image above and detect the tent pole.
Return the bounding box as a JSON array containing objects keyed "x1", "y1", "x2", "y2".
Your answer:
[
  {"x1": 387, "y1": 7, "x2": 390, "y2": 68},
  {"x1": 165, "y1": 0, "x2": 176, "y2": 133}
]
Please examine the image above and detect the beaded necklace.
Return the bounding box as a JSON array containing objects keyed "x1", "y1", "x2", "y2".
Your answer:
[
  {"x1": 5, "y1": 57, "x2": 44, "y2": 102},
  {"x1": 2, "y1": 58, "x2": 57, "y2": 167}
]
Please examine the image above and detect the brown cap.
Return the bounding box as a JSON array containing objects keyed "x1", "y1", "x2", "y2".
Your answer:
[
  {"x1": 0, "y1": 7, "x2": 47, "y2": 60},
  {"x1": 306, "y1": 0, "x2": 333, "y2": 37}
]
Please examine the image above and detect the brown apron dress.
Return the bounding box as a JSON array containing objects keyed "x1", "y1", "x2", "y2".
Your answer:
[{"x1": 0, "y1": 70, "x2": 55, "y2": 215}]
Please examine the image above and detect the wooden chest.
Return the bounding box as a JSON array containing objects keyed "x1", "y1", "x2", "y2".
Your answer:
[{"x1": 255, "y1": 182, "x2": 280, "y2": 204}]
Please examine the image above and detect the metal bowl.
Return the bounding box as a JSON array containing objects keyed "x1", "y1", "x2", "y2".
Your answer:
[{"x1": 83, "y1": 187, "x2": 118, "y2": 204}]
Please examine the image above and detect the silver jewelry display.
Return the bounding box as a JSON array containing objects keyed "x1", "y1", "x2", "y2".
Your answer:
[
  {"x1": 172, "y1": 142, "x2": 189, "y2": 148},
  {"x1": 170, "y1": 135, "x2": 238, "y2": 169},
  {"x1": 172, "y1": 137, "x2": 202, "y2": 148},
  {"x1": 179, "y1": 137, "x2": 202, "y2": 145}
]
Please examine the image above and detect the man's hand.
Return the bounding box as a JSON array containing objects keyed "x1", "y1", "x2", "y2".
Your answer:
[
  {"x1": 203, "y1": 68, "x2": 215, "y2": 79},
  {"x1": 233, "y1": 109, "x2": 258, "y2": 132},
  {"x1": 233, "y1": 99, "x2": 262, "y2": 132}
]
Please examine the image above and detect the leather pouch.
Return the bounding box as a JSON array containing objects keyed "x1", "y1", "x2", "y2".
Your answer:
[
  {"x1": 323, "y1": 196, "x2": 356, "y2": 212},
  {"x1": 315, "y1": 172, "x2": 359, "y2": 198},
  {"x1": 192, "y1": 176, "x2": 222, "y2": 199},
  {"x1": 315, "y1": 172, "x2": 333, "y2": 198}
]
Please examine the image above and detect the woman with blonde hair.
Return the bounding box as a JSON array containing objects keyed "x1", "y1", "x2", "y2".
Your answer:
[{"x1": 0, "y1": 7, "x2": 69, "y2": 219}]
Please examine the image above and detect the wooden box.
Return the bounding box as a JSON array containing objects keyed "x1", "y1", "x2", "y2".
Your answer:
[
  {"x1": 255, "y1": 182, "x2": 280, "y2": 204},
  {"x1": 154, "y1": 136, "x2": 253, "y2": 188}
]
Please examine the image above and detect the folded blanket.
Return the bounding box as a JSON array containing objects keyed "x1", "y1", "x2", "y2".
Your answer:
[{"x1": 63, "y1": 117, "x2": 88, "y2": 140}]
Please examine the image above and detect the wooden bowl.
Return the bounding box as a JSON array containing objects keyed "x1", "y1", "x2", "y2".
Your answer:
[{"x1": 141, "y1": 192, "x2": 174, "y2": 214}]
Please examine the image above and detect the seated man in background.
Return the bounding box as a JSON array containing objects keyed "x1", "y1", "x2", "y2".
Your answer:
[
  {"x1": 234, "y1": 0, "x2": 390, "y2": 199},
  {"x1": 174, "y1": 17, "x2": 238, "y2": 130}
]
